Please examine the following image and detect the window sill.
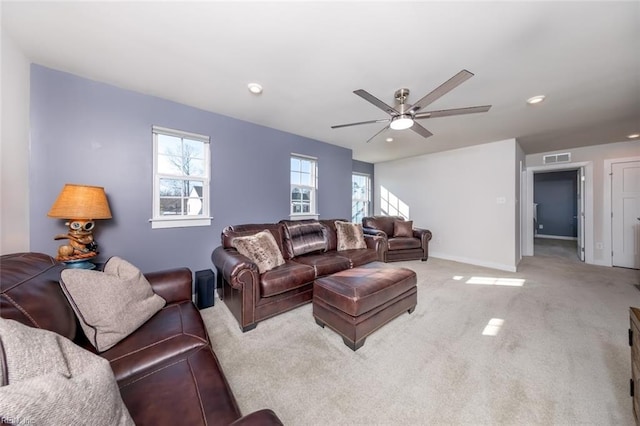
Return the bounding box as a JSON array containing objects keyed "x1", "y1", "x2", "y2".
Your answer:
[
  {"x1": 150, "y1": 216, "x2": 212, "y2": 229},
  {"x1": 289, "y1": 213, "x2": 320, "y2": 221}
]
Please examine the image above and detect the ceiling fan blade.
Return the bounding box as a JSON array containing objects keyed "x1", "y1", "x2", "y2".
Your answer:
[
  {"x1": 410, "y1": 122, "x2": 433, "y2": 139},
  {"x1": 414, "y1": 105, "x2": 492, "y2": 119},
  {"x1": 366, "y1": 125, "x2": 390, "y2": 143},
  {"x1": 408, "y1": 70, "x2": 474, "y2": 115},
  {"x1": 331, "y1": 118, "x2": 390, "y2": 129},
  {"x1": 354, "y1": 89, "x2": 399, "y2": 116}
]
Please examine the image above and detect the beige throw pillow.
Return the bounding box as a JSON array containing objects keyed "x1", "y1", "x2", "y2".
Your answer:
[
  {"x1": 335, "y1": 221, "x2": 367, "y2": 251},
  {"x1": 0, "y1": 318, "x2": 135, "y2": 426},
  {"x1": 60, "y1": 256, "x2": 166, "y2": 352},
  {"x1": 232, "y1": 230, "x2": 286, "y2": 274},
  {"x1": 393, "y1": 220, "x2": 414, "y2": 238}
]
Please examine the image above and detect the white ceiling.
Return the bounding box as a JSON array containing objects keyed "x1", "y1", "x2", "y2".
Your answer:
[{"x1": 3, "y1": 1, "x2": 639, "y2": 163}]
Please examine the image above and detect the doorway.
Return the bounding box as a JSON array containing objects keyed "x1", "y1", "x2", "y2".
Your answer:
[
  {"x1": 533, "y1": 169, "x2": 584, "y2": 261},
  {"x1": 523, "y1": 161, "x2": 593, "y2": 264}
]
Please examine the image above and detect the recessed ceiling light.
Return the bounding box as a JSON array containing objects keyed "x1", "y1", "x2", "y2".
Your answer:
[
  {"x1": 247, "y1": 83, "x2": 263, "y2": 95},
  {"x1": 526, "y1": 95, "x2": 546, "y2": 105},
  {"x1": 385, "y1": 137, "x2": 393, "y2": 143},
  {"x1": 627, "y1": 133, "x2": 640, "y2": 139}
]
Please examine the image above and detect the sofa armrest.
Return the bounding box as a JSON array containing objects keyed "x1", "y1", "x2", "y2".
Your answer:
[
  {"x1": 211, "y1": 246, "x2": 259, "y2": 291},
  {"x1": 364, "y1": 234, "x2": 387, "y2": 262},
  {"x1": 145, "y1": 267, "x2": 193, "y2": 304},
  {"x1": 363, "y1": 227, "x2": 387, "y2": 238},
  {"x1": 229, "y1": 409, "x2": 284, "y2": 426},
  {"x1": 413, "y1": 228, "x2": 432, "y2": 242}
]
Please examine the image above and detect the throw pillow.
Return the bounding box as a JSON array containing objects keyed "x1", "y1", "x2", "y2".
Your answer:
[
  {"x1": 60, "y1": 256, "x2": 166, "y2": 352},
  {"x1": 0, "y1": 318, "x2": 135, "y2": 425},
  {"x1": 393, "y1": 220, "x2": 414, "y2": 238},
  {"x1": 335, "y1": 221, "x2": 367, "y2": 251},
  {"x1": 232, "y1": 230, "x2": 286, "y2": 274}
]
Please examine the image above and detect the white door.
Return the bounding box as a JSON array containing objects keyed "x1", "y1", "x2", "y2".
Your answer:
[
  {"x1": 612, "y1": 161, "x2": 640, "y2": 268},
  {"x1": 576, "y1": 167, "x2": 585, "y2": 261}
]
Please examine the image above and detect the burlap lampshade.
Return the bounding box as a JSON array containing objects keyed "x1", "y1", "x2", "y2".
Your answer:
[{"x1": 48, "y1": 184, "x2": 112, "y2": 219}]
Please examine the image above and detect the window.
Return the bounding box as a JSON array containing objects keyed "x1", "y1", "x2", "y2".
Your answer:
[
  {"x1": 352, "y1": 173, "x2": 371, "y2": 223},
  {"x1": 151, "y1": 126, "x2": 211, "y2": 229},
  {"x1": 290, "y1": 154, "x2": 318, "y2": 219}
]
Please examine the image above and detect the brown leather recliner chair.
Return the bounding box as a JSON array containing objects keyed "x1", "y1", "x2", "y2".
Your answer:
[{"x1": 362, "y1": 216, "x2": 432, "y2": 262}]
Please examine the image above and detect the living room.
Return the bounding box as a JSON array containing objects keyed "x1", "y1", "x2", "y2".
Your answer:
[{"x1": 2, "y1": 1, "x2": 639, "y2": 425}]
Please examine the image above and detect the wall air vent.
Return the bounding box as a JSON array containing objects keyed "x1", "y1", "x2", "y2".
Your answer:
[{"x1": 543, "y1": 152, "x2": 571, "y2": 165}]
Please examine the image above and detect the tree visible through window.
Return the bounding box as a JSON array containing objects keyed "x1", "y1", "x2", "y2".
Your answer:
[
  {"x1": 152, "y1": 126, "x2": 211, "y2": 229},
  {"x1": 352, "y1": 173, "x2": 370, "y2": 223},
  {"x1": 290, "y1": 155, "x2": 317, "y2": 216}
]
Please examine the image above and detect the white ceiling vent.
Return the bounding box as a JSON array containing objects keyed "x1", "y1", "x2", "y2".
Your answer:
[{"x1": 543, "y1": 152, "x2": 571, "y2": 164}]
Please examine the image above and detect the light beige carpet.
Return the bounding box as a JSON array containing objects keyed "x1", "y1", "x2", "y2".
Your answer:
[{"x1": 201, "y1": 254, "x2": 640, "y2": 425}]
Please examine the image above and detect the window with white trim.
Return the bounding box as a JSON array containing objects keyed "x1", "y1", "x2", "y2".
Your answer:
[
  {"x1": 352, "y1": 173, "x2": 371, "y2": 223},
  {"x1": 151, "y1": 126, "x2": 211, "y2": 229},
  {"x1": 290, "y1": 154, "x2": 318, "y2": 218}
]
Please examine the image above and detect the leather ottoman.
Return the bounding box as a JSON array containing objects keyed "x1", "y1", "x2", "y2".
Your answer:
[{"x1": 313, "y1": 263, "x2": 417, "y2": 350}]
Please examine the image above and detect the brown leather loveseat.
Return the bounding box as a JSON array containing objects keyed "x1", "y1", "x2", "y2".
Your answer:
[
  {"x1": 212, "y1": 219, "x2": 384, "y2": 332},
  {"x1": 0, "y1": 252, "x2": 282, "y2": 426},
  {"x1": 362, "y1": 215, "x2": 433, "y2": 262}
]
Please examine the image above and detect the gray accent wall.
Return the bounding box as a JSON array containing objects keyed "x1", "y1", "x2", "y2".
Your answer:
[
  {"x1": 534, "y1": 171, "x2": 577, "y2": 238},
  {"x1": 30, "y1": 65, "x2": 358, "y2": 275},
  {"x1": 352, "y1": 159, "x2": 374, "y2": 176}
]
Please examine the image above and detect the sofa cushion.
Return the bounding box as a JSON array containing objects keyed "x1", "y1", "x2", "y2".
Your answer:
[
  {"x1": 330, "y1": 248, "x2": 379, "y2": 268},
  {"x1": 292, "y1": 252, "x2": 351, "y2": 277},
  {"x1": 260, "y1": 261, "x2": 316, "y2": 298},
  {"x1": 100, "y1": 300, "x2": 209, "y2": 383},
  {"x1": 335, "y1": 221, "x2": 367, "y2": 251},
  {"x1": 362, "y1": 216, "x2": 404, "y2": 237},
  {"x1": 280, "y1": 220, "x2": 327, "y2": 258},
  {"x1": 388, "y1": 237, "x2": 422, "y2": 250},
  {"x1": 0, "y1": 318, "x2": 134, "y2": 426},
  {"x1": 0, "y1": 252, "x2": 77, "y2": 341},
  {"x1": 118, "y1": 345, "x2": 241, "y2": 425},
  {"x1": 60, "y1": 257, "x2": 166, "y2": 352},
  {"x1": 222, "y1": 223, "x2": 289, "y2": 259},
  {"x1": 232, "y1": 230, "x2": 286, "y2": 274},
  {"x1": 393, "y1": 220, "x2": 414, "y2": 237},
  {"x1": 319, "y1": 219, "x2": 345, "y2": 251}
]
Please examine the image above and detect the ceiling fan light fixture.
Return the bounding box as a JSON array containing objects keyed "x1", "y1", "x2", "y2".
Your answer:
[{"x1": 390, "y1": 115, "x2": 414, "y2": 130}]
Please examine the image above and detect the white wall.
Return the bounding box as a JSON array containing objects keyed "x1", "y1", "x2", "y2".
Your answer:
[
  {"x1": 375, "y1": 139, "x2": 519, "y2": 271},
  {"x1": 1, "y1": 29, "x2": 30, "y2": 254},
  {"x1": 526, "y1": 140, "x2": 640, "y2": 265}
]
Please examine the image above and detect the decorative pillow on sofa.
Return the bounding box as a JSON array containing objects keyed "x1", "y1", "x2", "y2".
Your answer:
[
  {"x1": 59, "y1": 256, "x2": 166, "y2": 352},
  {"x1": 232, "y1": 230, "x2": 286, "y2": 274},
  {"x1": 393, "y1": 220, "x2": 414, "y2": 238},
  {"x1": 335, "y1": 221, "x2": 367, "y2": 251},
  {"x1": 0, "y1": 318, "x2": 135, "y2": 425}
]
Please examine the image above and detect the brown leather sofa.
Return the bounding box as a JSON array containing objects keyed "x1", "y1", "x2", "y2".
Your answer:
[
  {"x1": 0, "y1": 252, "x2": 282, "y2": 426},
  {"x1": 362, "y1": 215, "x2": 433, "y2": 262},
  {"x1": 212, "y1": 219, "x2": 384, "y2": 332}
]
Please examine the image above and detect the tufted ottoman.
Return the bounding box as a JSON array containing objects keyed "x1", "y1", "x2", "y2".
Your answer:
[{"x1": 313, "y1": 262, "x2": 417, "y2": 350}]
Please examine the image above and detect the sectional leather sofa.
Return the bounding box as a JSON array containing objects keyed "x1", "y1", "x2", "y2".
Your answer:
[
  {"x1": 212, "y1": 219, "x2": 384, "y2": 332},
  {"x1": 0, "y1": 252, "x2": 281, "y2": 425}
]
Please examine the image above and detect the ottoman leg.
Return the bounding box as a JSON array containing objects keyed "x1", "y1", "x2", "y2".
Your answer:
[{"x1": 408, "y1": 306, "x2": 416, "y2": 314}]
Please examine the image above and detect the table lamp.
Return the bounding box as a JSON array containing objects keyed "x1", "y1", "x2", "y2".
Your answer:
[{"x1": 47, "y1": 183, "x2": 112, "y2": 269}]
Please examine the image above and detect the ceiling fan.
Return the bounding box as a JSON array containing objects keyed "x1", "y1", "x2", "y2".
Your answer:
[{"x1": 331, "y1": 69, "x2": 491, "y2": 143}]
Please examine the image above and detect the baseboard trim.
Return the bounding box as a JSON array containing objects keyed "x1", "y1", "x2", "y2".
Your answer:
[
  {"x1": 430, "y1": 252, "x2": 517, "y2": 272},
  {"x1": 535, "y1": 235, "x2": 577, "y2": 241}
]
